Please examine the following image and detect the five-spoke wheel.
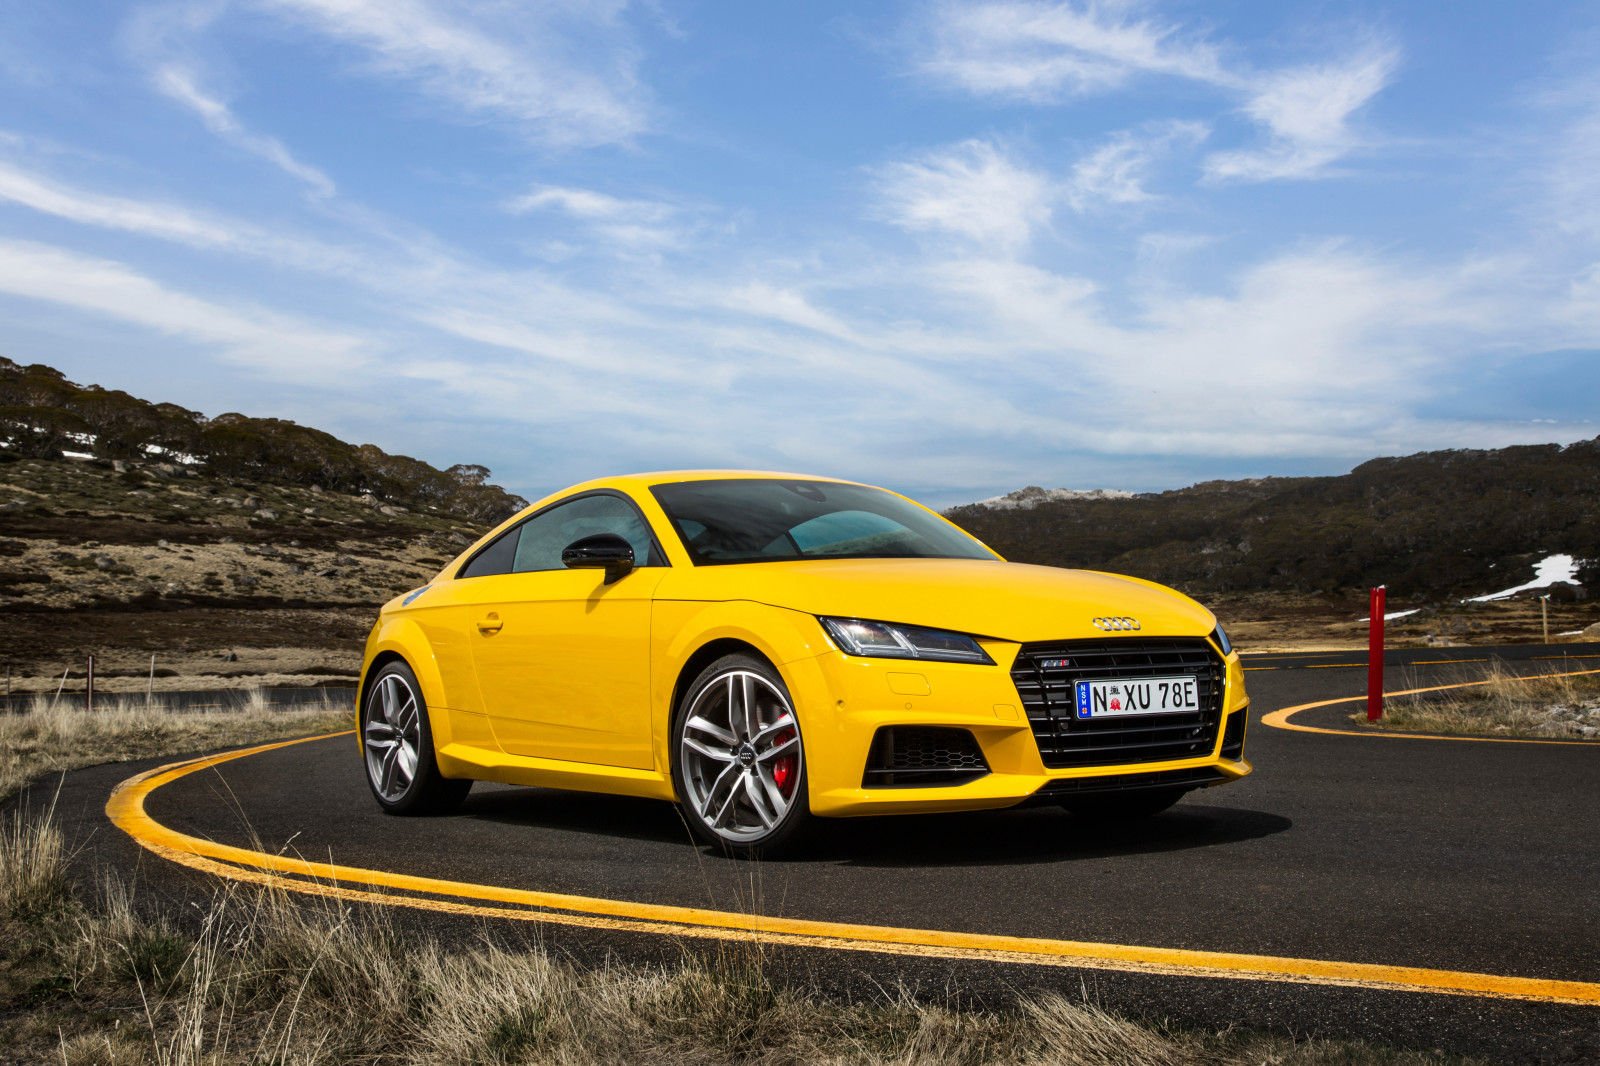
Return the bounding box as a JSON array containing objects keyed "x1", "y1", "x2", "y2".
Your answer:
[
  {"x1": 674, "y1": 654, "x2": 810, "y2": 854},
  {"x1": 360, "y1": 660, "x2": 472, "y2": 815}
]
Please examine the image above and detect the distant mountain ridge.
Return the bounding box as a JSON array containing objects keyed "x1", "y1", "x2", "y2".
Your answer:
[
  {"x1": 945, "y1": 443, "x2": 1600, "y2": 599},
  {"x1": 973, "y1": 486, "x2": 1139, "y2": 509},
  {"x1": 0, "y1": 358, "x2": 527, "y2": 524}
]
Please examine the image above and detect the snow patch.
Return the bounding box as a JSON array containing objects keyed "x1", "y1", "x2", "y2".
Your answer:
[
  {"x1": 972, "y1": 486, "x2": 1136, "y2": 510},
  {"x1": 1466, "y1": 553, "x2": 1581, "y2": 602}
]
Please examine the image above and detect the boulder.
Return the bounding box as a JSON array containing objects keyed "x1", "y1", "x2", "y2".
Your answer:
[
  {"x1": 255, "y1": 508, "x2": 278, "y2": 520},
  {"x1": 1584, "y1": 622, "x2": 1600, "y2": 639},
  {"x1": 93, "y1": 554, "x2": 116, "y2": 570}
]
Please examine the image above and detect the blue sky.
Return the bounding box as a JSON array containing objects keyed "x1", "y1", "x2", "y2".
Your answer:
[{"x1": 0, "y1": 1, "x2": 1596, "y2": 507}]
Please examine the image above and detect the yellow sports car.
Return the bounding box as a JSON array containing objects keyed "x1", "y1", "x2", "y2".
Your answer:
[{"x1": 359, "y1": 471, "x2": 1250, "y2": 853}]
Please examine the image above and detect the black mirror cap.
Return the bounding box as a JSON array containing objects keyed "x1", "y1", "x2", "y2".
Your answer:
[{"x1": 562, "y1": 533, "x2": 636, "y2": 583}]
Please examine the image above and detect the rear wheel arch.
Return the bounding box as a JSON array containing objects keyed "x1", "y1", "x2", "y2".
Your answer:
[{"x1": 360, "y1": 649, "x2": 409, "y2": 713}]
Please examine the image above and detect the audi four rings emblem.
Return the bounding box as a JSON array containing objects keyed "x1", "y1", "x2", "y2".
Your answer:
[{"x1": 1092, "y1": 616, "x2": 1141, "y2": 631}]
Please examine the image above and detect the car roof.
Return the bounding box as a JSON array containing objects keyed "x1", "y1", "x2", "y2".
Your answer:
[{"x1": 618, "y1": 469, "x2": 868, "y2": 488}]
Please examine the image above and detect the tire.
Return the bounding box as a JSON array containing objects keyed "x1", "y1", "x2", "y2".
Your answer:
[
  {"x1": 361, "y1": 660, "x2": 472, "y2": 815},
  {"x1": 1061, "y1": 786, "x2": 1186, "y2": 821},
  {"x1": 672, "y1": 653, "x2": 812, "y2": 858}
]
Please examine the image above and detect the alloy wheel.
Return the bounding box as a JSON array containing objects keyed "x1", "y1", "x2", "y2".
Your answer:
[
  {"x1": 680, "y1": 669, "x2": 802, "y2": 842},
  {"x1": 364, "y1": 672, "x2": 422, "y2": 802}
]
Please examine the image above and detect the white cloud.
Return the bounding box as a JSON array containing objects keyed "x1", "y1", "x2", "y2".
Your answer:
[
  {"x1": 1067, "y1": 120, "x2": 1206, "y2": 210},
  {"x1": 1203, "y1": 46, "x2": 1399, "y2": 182},
  {"x1": 0, "y1": 238, "x2": 369, "y2": 376},
  {"x1": 913, "y1": 0, "x2": 1232, "y2": 101},
  {"x1": 505, "y1": 184, "x2": 689, "y2": 250},
  {"x1": 0, "y1": 156, "x2": 382, "y2": 276},
  {"x1": 506, "y1": 185, "x2": 670, "y2": 222},
  {"x1": 910, "y1": 2, "x2": 1399, "y2": 183},
  {"x1": 255, "y1": 0, "x2": 647, "y2": 148},
  {"x1": 874, "y1": 140, "x2": 1052, "y2": 249},
  {"x1": 154, "y1": 66, "x2": 337, "y2": 196}
]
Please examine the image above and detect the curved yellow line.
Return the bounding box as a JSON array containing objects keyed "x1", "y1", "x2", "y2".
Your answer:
[
  {"x1": 1262, "y1": 667, "x2": 1600, "y2": 745},
  {"x1": 106, "y1": 733, "x2": 1600, "y2": 1005}
]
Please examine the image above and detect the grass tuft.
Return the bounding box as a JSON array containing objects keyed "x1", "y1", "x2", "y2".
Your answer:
[
  {"x1": 1, "y1": 802, "x2": 73, "y2": 919},
  {"x1": 1357, "y1": 665, "x2": 1600, "y2": 738},
  {"x1": 0, "y1": 690, "x2": 354, "y2": 802}
]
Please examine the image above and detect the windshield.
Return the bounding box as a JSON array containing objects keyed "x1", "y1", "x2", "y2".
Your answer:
[{"x1": 650, "y1": 479, "x2": 998, "y2": 565}]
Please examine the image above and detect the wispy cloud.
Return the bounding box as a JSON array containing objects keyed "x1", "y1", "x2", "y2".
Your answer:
[
  {"x1": 873, "y1": 140, "x2": 1052, "y2": 249},
  {"x1": 1067, "y1": 120, "x2": 1206, "y2": 210},
  {"x1": 255, "y1": 0, "x2": 648, "y2": 148},
  {"x1": 1203, "y1": 45, "x2": 1399, "y2": 182},
  {"x1": 912, "y1": 0, "x2": 1231, "y2": 101},
  {"x1": 909, "y1": 2, "x2": 1398, "y2": 183},
  {"x1": 153, "y1": 65, "x2": 337, "y2": 196},
  {"x1": 0, "y1": 238, "x2": 368, "y2": 376}
]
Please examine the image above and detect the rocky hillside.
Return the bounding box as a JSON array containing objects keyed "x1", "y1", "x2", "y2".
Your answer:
[
  {"x1": 947, "y1": 441, "x2": 1600, "y2": 602},
  {"x1": 0, "y1": 358, "x2": 527, "y2": 523},
  {"x1": 0, "y1": 360, "x2": 529, "y2": 693}
]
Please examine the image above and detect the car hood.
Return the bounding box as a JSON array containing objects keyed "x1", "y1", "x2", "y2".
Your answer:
[{"x1": 656, "y1": 557, "x2": 1214, "y2": 644}]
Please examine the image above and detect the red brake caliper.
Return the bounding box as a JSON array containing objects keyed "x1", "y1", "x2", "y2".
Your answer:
[{"x1": 770, "y1": 728, "x2": 797, "y2": 794}]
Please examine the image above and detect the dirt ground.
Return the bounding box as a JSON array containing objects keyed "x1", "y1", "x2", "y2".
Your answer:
[{"x1": 1181, "y1": 590, "x2": 1596, "y2": 653}]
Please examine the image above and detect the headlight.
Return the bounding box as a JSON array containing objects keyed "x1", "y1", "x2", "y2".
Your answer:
[
  {"x1": 1210, "y1": 622, "x2": 1233, "y2": 656},
  {"x1": 819, "y1": 616, "x2": 994, "y2": 665}
]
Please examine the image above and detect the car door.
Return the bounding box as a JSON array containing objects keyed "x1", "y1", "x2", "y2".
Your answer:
[{"x1": 460, "y1": 491, "x2": 664, "y2": 769}]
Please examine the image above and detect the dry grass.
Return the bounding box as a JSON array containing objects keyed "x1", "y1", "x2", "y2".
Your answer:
[
  {"x1": 1357, "y1": 664, "x2": 1600, "y2": 738},
  {"x1": 0, "y1": 808, "x2": 1479, "y2": 1065},
  {"x1": 0, "y1": 690, "x2": 354, "y2": 801}
]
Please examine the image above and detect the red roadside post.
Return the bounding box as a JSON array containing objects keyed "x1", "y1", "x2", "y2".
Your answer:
[{"x1": 1367, "y1": 586, "x2": 1385, "y2": 722}]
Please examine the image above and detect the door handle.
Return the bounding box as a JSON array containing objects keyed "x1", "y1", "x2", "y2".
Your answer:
[{"x1": 476, "y1": 613, "x2": 502, "y2": 634}]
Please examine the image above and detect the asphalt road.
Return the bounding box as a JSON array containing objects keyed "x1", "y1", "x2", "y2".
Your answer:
[{"x1": 33, "y1": 645, "x2": 1600, "y2": 1062}]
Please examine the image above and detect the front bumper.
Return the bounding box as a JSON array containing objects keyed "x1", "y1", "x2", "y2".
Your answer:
[{"x1": 789, "y1": 639, "x2": 1251, "y2": 818}]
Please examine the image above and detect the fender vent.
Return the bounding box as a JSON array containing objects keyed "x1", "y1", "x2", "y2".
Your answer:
[{"x1": 862, "y1": 726, "x2": 989, "y2": 788}]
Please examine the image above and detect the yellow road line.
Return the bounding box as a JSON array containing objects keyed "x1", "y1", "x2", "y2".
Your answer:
[
  {"x1": 106, "y1": 734, "x2": 1600, "y2": 1006},
  {"x1": 1261, "y1": 668, "x2": 1600, "y2": 746},
  {"x1": 1305, "y1": 664, "x2": 1360, "y2": 669}
]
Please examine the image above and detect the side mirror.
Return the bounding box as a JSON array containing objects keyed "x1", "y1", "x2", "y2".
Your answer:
[{"x1": 562, "y1": 533, "x2": 635, "y2": 584}]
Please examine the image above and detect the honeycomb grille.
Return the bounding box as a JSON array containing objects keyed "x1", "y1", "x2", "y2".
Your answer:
[
  {"x1": 862, "y1": 726, "x2": 989, "y2": 788},
  {"x1": 1010, "y1": 638, "x2": 1226, "y2": 769}
]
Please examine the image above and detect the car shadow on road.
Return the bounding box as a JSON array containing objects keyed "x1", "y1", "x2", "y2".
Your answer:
[
  {"x1": 813, "y1": 804, "x2": 1291, "y2": 867},
  {"x1": 462, "y1": 786, "x2": 1291, "y2": 867}
]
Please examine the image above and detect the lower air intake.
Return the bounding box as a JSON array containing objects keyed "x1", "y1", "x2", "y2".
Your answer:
[
  {"x1": 862, "y1": 726, "x2": 989, "y2": 788},
  {"x1": 1220, "y1": 706, "x2": 1247, "y2": 760}
]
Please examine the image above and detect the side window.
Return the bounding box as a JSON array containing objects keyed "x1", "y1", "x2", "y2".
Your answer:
[
  {"x1": 458, "y1": 525, "x2": 519, "y2": 579},
  {"x1": 511, "y1": 494, "x2": 658, "y2": 573}
]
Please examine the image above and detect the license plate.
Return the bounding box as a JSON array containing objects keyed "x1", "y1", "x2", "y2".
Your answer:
[{"x1": 1075, "y1": 676, "x2": 1198, "y2": 718}]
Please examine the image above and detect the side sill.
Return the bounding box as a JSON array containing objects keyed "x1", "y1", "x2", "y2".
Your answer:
[{"x1": 436, "y1": 743, "x2": 676, "y2": 802}]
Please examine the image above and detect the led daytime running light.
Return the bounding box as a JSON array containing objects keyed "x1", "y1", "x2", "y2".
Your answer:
[{"x1": 819, "y1": 616, "x2": 993, "y2": 665}]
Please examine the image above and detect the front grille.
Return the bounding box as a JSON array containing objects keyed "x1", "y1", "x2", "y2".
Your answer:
[
  {"x1": 1010, "y1": 638, "x2": 1225, "y2": 769},
  {"x1": 1220, "y1": 705, "x2": 1247, "y2": 760},
  {"x1": 862, "y1": 726, "x2": 989, "y2": 788}
]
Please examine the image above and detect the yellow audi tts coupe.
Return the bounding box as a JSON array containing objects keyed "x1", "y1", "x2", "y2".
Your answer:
[{"x1": 359, "y1": 471, "x2": 1250, "y2": 854}]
